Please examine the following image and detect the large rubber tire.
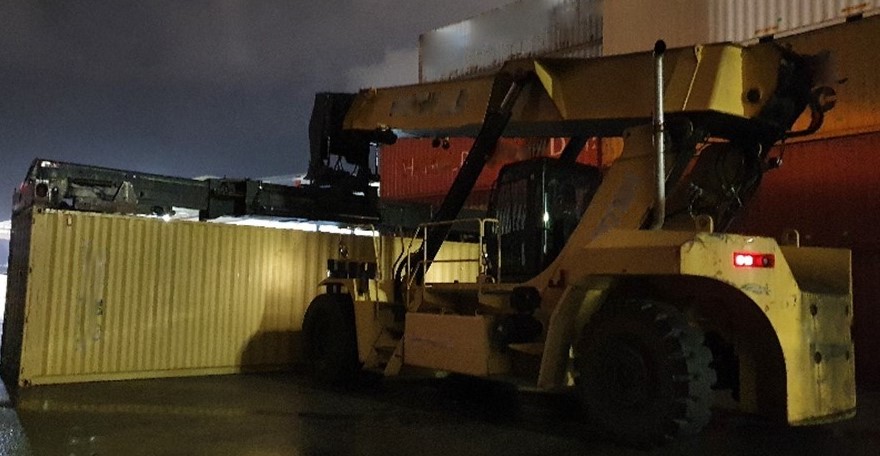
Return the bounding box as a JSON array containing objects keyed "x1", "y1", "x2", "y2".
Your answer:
[
  {"x1": 574, "y1": 300, "x2": 716, "y2": 446},
  {"x1": 301, "y1": 293, "x2": 360, "y2": 387}
]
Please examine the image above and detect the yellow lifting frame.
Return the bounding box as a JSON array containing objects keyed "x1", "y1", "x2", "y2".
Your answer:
[{"x1": 343, "y1": 42, "x2": 784, "y2": 138}]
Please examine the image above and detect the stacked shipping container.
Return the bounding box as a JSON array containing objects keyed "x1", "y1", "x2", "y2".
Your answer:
[
  {"x1": 603, "y1": 0, "x2": 879, "y2": 55},
  {"x1": 379, "y1": 137, "x2": 604, "y2": 206},
  {"x1": 419, "y1": 0, "x2": 879, "y2": 82},
  {"x1": 419, "y1": 0, "x2": 603, "y2": 82}
]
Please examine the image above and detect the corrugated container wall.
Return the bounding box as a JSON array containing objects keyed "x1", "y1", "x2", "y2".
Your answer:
[
  {"x1": 0, "y1": 209, "x2": 477, "y2": 389},
  {"x1": 419, "y1": 0, "x2": 603, "y2": 82},
  {"x1": 603, "y1": 0, "x2": 879, "y2": 55},
  {"x1": 419, "y1": 0, "x2": 877, "y2": 82},
  {"x1": 380, "y1": 137, "x2": 603, "y2": 203},
  {"x1": 0, "y1": 209, "x2": 367, "y2": 388},
  {"x1": 736, "y1": 132, "x2": 880, "y2": 389}
]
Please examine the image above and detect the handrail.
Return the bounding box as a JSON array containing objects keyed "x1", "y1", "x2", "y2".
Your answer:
[{"x1": 402, "y1": 218, "x2": 501, "y2": 292}]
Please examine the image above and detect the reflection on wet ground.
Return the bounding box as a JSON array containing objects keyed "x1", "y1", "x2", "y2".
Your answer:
[{"x1": 1, "y1": 373, "x2": 878, "y2": 455}]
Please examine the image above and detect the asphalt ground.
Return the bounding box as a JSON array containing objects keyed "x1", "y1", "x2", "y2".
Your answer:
[{"x1": 0, "y1": 372, "x2": 878, "y2": 456}]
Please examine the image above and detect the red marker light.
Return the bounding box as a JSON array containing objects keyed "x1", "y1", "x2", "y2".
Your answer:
[{"x1": 733, "y1": 252, "x2": 775, "y2": 268}]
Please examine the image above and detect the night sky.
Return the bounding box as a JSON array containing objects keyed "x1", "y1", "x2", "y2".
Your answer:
[{"x1": 0, "y1": 0, "x2": 513, "y2": 220}]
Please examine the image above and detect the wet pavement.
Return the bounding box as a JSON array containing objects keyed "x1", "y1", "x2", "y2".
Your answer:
[{"x1": 0, "y1": 372, "x2": 878, "y2": 455}]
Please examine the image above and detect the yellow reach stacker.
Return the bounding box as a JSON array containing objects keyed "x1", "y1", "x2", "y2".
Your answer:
[{"x1": 302, "y1": 38, "x2": 855, "y2": 445}]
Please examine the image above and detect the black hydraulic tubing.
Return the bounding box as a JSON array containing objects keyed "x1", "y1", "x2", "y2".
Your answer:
[{"x1": 558, "y1": 136, "x2": 589, "y2": 163}]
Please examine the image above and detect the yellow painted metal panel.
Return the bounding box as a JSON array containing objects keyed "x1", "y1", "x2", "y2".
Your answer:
[
  {"x1": 403, "y1": 313, "x2": 508, "y2": 376},
  {"x1": 537, "y1": 42, "x2": 786, "y2": 122},
  {"x1": 779, "y1": 15, "x2": 880, "y2": 139},
  {"x1": 603, "y1": 5, "x2": 880, "y2": 139},
  {"x1": 350, "y1": 42, "x2": 791, "y2": 139},
  {"x1": 680, "y1": 234, "x2": 856, "y2": 424},
  {"x1": 10, "y1": 209, "x2": 375, "y2": 386}
]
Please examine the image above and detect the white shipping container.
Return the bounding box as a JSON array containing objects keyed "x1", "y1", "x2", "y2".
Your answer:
[
  {"x1": 604, "y1": 0, "x2": 879, "y2": 55},
  {"x1": 418, "y1": 0, "x2": 877, "y2": 82},
  {"x1": 419, "y1": 0, "x2": 603, "y2": 82}
]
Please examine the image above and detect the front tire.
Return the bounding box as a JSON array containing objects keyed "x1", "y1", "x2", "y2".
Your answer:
[
  {"x1": 301, "y1": 293, "x2": 359, "y2": 386},
  {"x1": 574, "y1": 300, "x2": 716, "y2": 446}
]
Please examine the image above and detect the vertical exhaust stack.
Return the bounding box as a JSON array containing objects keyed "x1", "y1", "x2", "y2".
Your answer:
[{"x1": 651, "y1": 40, "x2": 667, "y2": 230}]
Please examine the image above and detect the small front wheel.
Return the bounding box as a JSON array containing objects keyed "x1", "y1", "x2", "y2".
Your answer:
[{"x1": 301, "y1": 293, "x2": 359, "y2": 386}]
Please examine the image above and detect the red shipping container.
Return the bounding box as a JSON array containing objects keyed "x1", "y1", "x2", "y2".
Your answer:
[
  {"x1": 379, "y1": 137, "x2": 601, "y2": 201},
  {"x1": 738, "y1": 131, "x2": 880, "y2": 391},
  {"x1": 738, "y1": 132, "x2": 880, "y2": 248}
]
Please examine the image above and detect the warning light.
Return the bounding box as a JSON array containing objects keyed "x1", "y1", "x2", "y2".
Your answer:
[{"x1": 733, "y1": 252, "x2": 775, "y2": 268}]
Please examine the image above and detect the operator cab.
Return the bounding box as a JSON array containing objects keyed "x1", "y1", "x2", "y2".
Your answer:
[{"x1": 487, "y1": 157, "x2": 602, "y2": 282}]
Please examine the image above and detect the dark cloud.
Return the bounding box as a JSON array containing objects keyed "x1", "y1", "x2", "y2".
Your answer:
[{"x1": 0, "y1": 0, "x2": 513, "y2": 219}]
